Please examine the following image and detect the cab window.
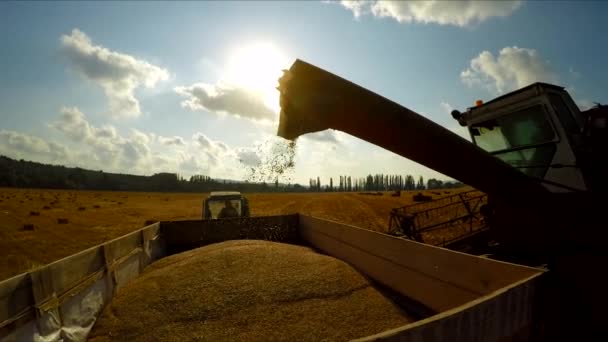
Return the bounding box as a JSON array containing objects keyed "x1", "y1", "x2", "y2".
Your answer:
[
  {"x1": 471, "y1": 104, "x2": 555, "y2": 152},
  {"x1": 471, "y1": 105, "x2": 557, "y2": 178},
  {"x1": 208, "y1": 199, "x2": 242, "y2": 219}
]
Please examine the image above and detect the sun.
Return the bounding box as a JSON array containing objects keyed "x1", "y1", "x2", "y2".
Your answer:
[{"x1": 224, "y1": 42, "x2": 290, "y2": 113}]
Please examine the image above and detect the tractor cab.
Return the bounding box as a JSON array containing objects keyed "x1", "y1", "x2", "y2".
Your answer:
[
  {"x1": 202, "y1": 191, "x2": 250, "y2": 220},
  {"x1": 452, "y1": 83, "x2": 588, "y2": 192}
]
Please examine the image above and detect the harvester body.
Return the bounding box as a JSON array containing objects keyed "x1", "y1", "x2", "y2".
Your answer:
[{"x1": 276, "y1": 59, "x2": 608, "y2": 340}]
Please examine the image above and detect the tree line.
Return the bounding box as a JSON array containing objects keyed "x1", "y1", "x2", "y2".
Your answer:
[
  {"x1": 309, "y1": 174, "x2": 463, "y2": 192},
  {"x1": 0, "y1": 155, "x2": 462, "y2": 193},
  {"x1": 0, "y1": 156, "x2": 308, "y2": 193}
]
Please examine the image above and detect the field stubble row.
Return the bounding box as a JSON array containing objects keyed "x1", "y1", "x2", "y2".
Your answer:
[{"x1": 0, "y1": 187, "x2": 467, "y2": 281}]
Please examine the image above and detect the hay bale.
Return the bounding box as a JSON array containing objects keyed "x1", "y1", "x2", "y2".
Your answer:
[
  {"x1": 21, "y1": 224, "x2": 35, "y2": 231},
  {"x1": 29, "y1": 211, "x2": 40, "y2": 216},
  {"x1": 57, "y1": 218, "x2": 69, "y2": 224},
  {"x1": 89, "y1": 240, "x2": 413, "y2": 341},
  {"x1": 413, "y1": 193, "x2": 432, "y2": 202}
]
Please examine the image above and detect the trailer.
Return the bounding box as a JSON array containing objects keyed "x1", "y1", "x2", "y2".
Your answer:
[{"x1": 0, "y1": 214, "x2": 543, "y2": 341}]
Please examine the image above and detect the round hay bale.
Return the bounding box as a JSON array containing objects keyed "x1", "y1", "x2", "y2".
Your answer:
[{"x1": 89, "y1": 240, "x2": 413, "y2": 341}]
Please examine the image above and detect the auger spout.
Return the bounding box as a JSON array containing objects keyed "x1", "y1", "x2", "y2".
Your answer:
[{"x1": 277, "y1": 59, "x2": 548, "y2": 203}]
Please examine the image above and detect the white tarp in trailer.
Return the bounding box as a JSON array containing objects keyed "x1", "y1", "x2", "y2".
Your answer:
[{"x1": 0, "y1": 223, "x2": 164, "y2": 342}]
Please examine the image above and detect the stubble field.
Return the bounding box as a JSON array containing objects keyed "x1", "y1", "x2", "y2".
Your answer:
[{"x1": 0, "y1": 187, "x2": 467, "y2": 281}]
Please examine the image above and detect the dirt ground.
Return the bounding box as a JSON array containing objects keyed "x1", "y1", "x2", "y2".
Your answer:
[{"x1": 0, "y1": 187, "x2": 467, "y2": 281}]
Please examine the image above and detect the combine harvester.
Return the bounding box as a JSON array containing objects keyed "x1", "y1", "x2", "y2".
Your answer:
[
  {"x1": 1, "y1": 59, "x2": 605, "y2": 341},
  {"x1": 277, "y1": 60, "x2": 608, "y2": 340}
]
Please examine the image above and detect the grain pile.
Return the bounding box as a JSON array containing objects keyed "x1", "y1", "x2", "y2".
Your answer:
[{"x1": 89, "y1": 240, "x2": 413, "y2": 341}]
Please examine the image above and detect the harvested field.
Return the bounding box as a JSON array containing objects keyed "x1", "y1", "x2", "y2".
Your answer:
[
  {"x1": 89, "y1": 240, "x2": 413, "y2": 341},
  {"x1": 0, "y1": 187, "x2": 471, "y2": 281}
]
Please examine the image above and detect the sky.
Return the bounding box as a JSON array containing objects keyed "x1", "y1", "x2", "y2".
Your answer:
[{"x1": 1, "y1": 1, "x2": 607, "y2": 185}]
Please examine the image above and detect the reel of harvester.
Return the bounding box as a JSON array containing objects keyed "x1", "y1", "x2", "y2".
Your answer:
[{"x1": 388, "y1": 190, "x2": 489, "y2": 250}]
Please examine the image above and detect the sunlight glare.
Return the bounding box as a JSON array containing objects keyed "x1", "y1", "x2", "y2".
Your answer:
[{"x1": 224, "y1": 42, "x2": 290, "y2": 113}]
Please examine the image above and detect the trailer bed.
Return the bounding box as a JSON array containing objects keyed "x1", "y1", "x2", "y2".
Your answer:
[{"x1": 0, "y1": 214, "x2": 544, "y2": 341}]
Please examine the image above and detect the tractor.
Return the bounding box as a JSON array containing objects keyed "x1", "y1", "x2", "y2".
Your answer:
[{"x1": 202, "y1": 191, "x2": 250, "y2": 220}]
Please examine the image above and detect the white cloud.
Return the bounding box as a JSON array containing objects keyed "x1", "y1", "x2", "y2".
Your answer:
[
  {"x1": 0, "y1": 130, "x2": 69, "y2": 162},
  {"x1": 49, "y1": 107, "x2": 150, "y2": 171},
  {"x1": 48, "y1": 109, "x2": 235, "y2": 177},
  {"x1": 119, "y1": 139, "x2": 150, "y2": 168},
  {"x1": 175, "y1": 83, "x2": 276, "y2": 121},
  {"x1": 96, "y1": 125, "x2": 117, "y2": 139},
  {"x1": 158, "y1": 135, "x2": 185, "y2": 146},
  {"x1": 51, "y1": 106, "x2": 95, "y2": 141},
  {"x1": 130, "y1": 129, "x2": 150, "y2": 145},
  {"x1": 4, "y1": 107, "x2": 245, "y2": 180},
  {"x1": 192, "y1": 132, "x2": 236, "y2": 168},
  {"x1": 461, "y1": 46, "x2": 559, "y2": 94},
  {"x1": 439, "y1": 102, "x2": 454, "y2": 114},
  {"x1": 338, "y1": 0, "x2": 369, "y2": 18},
  {"x1": 337, "y1": 0, "x2": 522, "y2": 27},
  {"x1": 52, "y1": 106, "x2": 123, "y2": 143},
  {"x1": 193, "y1": 132, "x2": 213, "y2": 149},
  {"x1": 60, "y1": 29, "x2": 169, "y2": 118}
]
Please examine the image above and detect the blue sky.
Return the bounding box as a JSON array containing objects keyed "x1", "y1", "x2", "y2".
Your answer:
[{"x1": 1, "y1": 1, "x2": 606, "y2": 184}]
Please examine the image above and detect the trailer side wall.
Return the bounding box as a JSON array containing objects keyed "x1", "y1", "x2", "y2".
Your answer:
[{"x1": 0, "y1": 215, "x2": 544, "y2": 342}]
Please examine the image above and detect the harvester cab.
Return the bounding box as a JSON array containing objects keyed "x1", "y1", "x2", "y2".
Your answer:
[
  {"x1": 451, "y1": 83, "x2": 589, "y2": 193},
  {"x1": 202, "y1": 191, "x2": 250, "y2": 220}
]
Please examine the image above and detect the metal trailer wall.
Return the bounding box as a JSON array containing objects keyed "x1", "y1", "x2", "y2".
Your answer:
[
  {"x1": 0, "y1": 214, "x2": 544, "y2": 342},
  {"x1": 0, "y1": 223, "x2": 165, "y2": 342},
  {"x1": 0, "y1": 215, "x2": 298, "y2": 342},
  {"x1": 298, "y1": 215, "x2": 544, "y2": 341}
]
